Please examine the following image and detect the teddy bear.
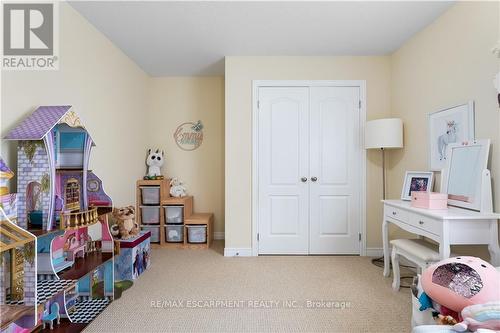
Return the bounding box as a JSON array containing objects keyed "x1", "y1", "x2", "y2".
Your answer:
[
  {"x1": 146, "y1": 149, "x2": 164, "y2": 179},
  {"x1": 112, "y1": 206, "x2": 139, "y2": 239},
  {"x1": 170, "y1": 177, "x2": 187, "y2": 197}
]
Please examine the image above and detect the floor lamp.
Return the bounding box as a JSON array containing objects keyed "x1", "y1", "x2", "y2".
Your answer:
[{"x1": 365, "y1": 118, "x2": 404, "y2": 200}]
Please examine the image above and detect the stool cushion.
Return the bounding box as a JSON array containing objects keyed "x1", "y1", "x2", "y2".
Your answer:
[{"x1": 390, "y1": 239, "x2": 440, "y2": 262}]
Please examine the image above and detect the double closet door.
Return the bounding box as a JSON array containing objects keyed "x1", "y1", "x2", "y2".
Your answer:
[{"x1": 257, "y1": 85, "x2": 361, "y2": 255}]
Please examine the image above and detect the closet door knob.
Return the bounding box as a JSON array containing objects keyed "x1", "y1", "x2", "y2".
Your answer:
[
  {"x1": 301, "y1": 177, "x2": 308, "y2": 182},
  {"x1": 311, "y1": 177, "x2": 318, "y2": 182}
]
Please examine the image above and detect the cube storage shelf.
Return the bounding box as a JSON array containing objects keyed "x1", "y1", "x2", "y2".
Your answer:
[
  {"x1": 140, "y1": 186, "x2": 161, "y2": 205},
  {"x1": 136, "y1": 179, "x2": 213, "y2": 249},
  {"x1": 140, "y1": 206, "x2": 161, "y2": 224},
  {"x1": 186, "y1": 225, "x2": 207, "y2": 243},
  {"x1": 165, "y1": 224, "x2": 183, "y2": 242}
]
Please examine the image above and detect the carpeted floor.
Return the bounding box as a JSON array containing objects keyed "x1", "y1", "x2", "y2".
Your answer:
[{"x1": 84, "y1": 241, "x2": 412, "y2": 333}]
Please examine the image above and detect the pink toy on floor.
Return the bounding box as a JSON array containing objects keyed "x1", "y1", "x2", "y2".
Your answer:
[
  {"x1": 453, "y1": 301, "x2": 500, "y2": 332},
  {"x1": 421, "y1": 256, "x2": 500, "y2": 313}
]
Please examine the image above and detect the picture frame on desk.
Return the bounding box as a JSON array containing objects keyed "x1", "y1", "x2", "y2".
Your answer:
[{"x1": 401, "y1": 171, "x2": 434, "y2": 201}]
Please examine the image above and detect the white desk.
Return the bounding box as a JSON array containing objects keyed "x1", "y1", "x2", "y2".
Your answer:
[{"x1": 382, "y1": 200, "x2": 500, "y2": 277}]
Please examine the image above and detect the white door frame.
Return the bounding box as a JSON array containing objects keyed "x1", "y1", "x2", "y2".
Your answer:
[{"x1": 251, "y1": 80, "x2": 367, "y2": 256}]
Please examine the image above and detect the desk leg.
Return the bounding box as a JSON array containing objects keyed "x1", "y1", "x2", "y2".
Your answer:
[
  {"x1": 439, "y1": 243, "x2": 451, "y2": 260},
  {"x1": 382, "y1": 219, "x2": 390, "y2": 277},
  {"x1": 488, "y1": 220, "x2": 500, "y2": 266},
  {"x1": 439, "y1": 221, "x2": 451, "y2": 260}
]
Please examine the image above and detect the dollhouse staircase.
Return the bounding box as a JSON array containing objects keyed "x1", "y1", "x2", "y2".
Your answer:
[{"x1": 136, "y1": 179, "x2": 214, "y2": 249}]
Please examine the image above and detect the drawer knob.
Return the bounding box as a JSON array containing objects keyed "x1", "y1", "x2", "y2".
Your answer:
[{"x1": 419, "y1": 220, "x2": 424, "y2": 225}]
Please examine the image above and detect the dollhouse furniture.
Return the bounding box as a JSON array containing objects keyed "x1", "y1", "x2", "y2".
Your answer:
[
  {"x1": 66, "y1": 234, "x2": 86, "y2": 261},
  {"x1": 42, "y1": 302, "x2": 60, "y2": 330},
  {"x1": 50, "y1": 249, "x2": 74, "y2": 274},
  {"x1": 390, "y1": 239, "x2": 440, "y2": 291},
  {"x1": 67, "y1": 243, "x2": 85, "y2": 261},
  {"x1": 382, "y1": 141, "x2": 500, "y2": 279}
]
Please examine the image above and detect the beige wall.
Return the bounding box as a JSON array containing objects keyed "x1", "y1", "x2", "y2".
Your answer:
[
  {"x1": 148, "y1": 77, "x2": 225, "y2": 233},
  {"x1": 1, "y1": 3, "x2": 150, "y2": 206},
  {"x1": 1, "y1": 5, "x2": 226, "y2": 231},
  {"x1": 225, "y1": 56, "x2": 392, "y2": 249},
  {"x1": 389, "y1": 2, "x2": 499, "y2": 258}
]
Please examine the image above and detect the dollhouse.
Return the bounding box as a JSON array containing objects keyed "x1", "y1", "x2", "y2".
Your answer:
[
  {"x1": 1, "y1": 106, "x2": 115, "y2": 332},
  {"x1": 4, "y1": 105, "x2": 112, "y2": 231},
  {"x1": 0, "y1": 159, "x2": 37, "y2": 332}
]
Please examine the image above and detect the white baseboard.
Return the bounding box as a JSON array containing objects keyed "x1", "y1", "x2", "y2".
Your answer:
[
  {"x1": 365, "y1": 247, "x2": 384, "y2": 257},
  {"x1": 224, "y1": 247, "x2": 252, "y2": 257},
  {"x1": 213, "y1": 232, "x2": 225, "y2": 240}
]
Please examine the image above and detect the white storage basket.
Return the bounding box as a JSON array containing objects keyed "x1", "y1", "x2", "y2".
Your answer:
[
  {"x1": 165, "y1": 225, "x2": 184, "y2": 243},
  {"x1": 164, "y1": 206, "x2": 183, "y2": 224},
  {"x1": 140, "y1": 186, "x2": 161, "y2": 205},
  {"x1": 142, "y1": 226, "x2": 160, "y2": 242},
  {"x1": 140, "y1": 206, "x2": 160, "y2": 224},
  {"x1": 186, "y1": 225, "x2": 207, "y2": 243}
]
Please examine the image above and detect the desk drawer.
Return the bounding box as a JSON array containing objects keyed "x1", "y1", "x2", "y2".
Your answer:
[
  {"x1": 385, "y1": 206, "x2": 409, "y2": 223},
  {"x1": 409, "y1": 214, "x2": 441, "y2": 236}
]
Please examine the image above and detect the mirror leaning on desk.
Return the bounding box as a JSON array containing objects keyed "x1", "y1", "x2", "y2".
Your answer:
[{"x1": 441, "y1": 139, "x2": 493, "y2": 213}]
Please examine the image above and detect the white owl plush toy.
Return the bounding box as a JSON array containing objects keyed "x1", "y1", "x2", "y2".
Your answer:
[{"x1": 170, "y1": 177, "x2": 187, "y2": 197}]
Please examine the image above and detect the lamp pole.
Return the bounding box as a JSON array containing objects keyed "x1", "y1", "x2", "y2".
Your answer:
[{"x1": 382, "y1": 148, "x2": 386, "y2": 200}]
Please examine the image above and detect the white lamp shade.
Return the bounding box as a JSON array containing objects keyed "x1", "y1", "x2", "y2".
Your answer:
[{"x1": 365, "y1": 118, "x2": 403, "y2": 149}]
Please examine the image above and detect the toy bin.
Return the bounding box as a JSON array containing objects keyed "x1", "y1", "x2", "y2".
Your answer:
[
  {"x1": 140, "y1": 206, "x2": 160, "y2": 224},
  {"x1": 115, "y1": 231, "x2": 151, "y2": 280},
  {"x1": 164, "y1": 206, "x2": 183, "y2": 224},
  {"x1": 165, "y1": 224, "x2": 183, "y2": 243},
  {"x1": 186, "y1": 225, "x2": 207, "y2": 243},
  {"x1": 140, "y1": 186, "x2": 161, "y2": 205},
  {"x1": 142, "y1": 226, "x2": 160, "y2": 242}
]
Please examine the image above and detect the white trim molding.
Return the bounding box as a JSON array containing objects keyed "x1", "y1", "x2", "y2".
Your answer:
[
  {"x1": 224, "y1": 248, "x2": 253, "y2": 257},
  {"x1": 365, "y1": 247, "x2": 384, "y2": 257},
  {"x1": 252, "y1": 80, "x2": 367, "y2": 257}
]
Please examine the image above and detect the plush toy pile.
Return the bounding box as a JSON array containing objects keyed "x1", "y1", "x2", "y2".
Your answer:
[{"x1": 414, "y1": 256, "x2": 500, "y2": 332}]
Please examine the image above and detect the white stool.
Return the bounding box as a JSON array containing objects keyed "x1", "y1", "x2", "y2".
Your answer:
[{"x1": 390, "y1": 239, "x2": 440, "y2": 291}]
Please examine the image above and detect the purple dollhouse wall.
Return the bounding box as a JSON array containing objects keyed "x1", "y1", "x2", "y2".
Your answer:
[
  {"x1": 17, "y1": 142, "x2": 50, "y2": 230},
  {"x1": 24, "y1": 257, "x2": 36, "y2": 305},
  {"x1": 0, "y1": 253, "x2": 6, "y2": 304}
]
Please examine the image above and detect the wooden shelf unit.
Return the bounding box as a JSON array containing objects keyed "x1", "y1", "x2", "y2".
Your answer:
[
  {"x1": 184, "y1": 213, "x2": 214, "y2": 249},
  {"x1": 136, "y1": 179, "x2": 170, "y2": 244},
  {"x1": 136, "y1": 179, "x2": 213, "y2": 249}
]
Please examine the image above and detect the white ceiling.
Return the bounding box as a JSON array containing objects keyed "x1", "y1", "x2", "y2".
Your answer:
[{"x1": 69, "y1": 1, "x2": 453, "y2": 76}]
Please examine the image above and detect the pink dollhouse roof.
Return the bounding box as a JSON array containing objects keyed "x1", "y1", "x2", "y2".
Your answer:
[{"x1": 4, "y1": 105, "x2": 74, "y2": 140}]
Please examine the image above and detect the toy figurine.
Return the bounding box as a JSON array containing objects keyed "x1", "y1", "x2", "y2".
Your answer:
[{"x1": 145, "y1": 149, "x2": 164, "y2": 179}]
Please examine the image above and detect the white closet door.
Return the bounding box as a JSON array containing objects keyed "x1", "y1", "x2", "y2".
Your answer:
[
  {"x1": 309, "y1": 86, "x2": 361, "y2": 254},
  {"x1": 258, "y1": 87, "x2": 310, "y2": 254}
]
